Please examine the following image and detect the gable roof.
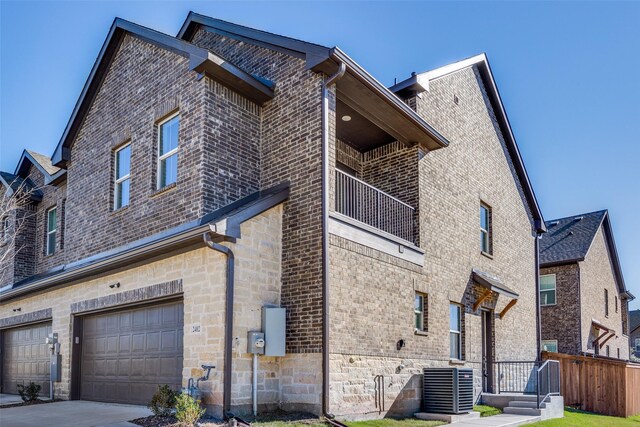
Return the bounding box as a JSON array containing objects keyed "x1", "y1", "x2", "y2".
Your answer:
[
  {"x1": 541, "y1": 210, "x2": 632, "y2": 299},
  {"x1": 14, "y1": 150, "x2": 66, "y2": 185},
  {"x1": 631, "y1": 310, "x2": 640, "y2": 335},
  {"x1": 390, "y1": 54, "x2": 545, "y2": 233},
  {"x1": 177, "y1": 12, "x2": 450, "y2": 151},
  {"x1": 51, "y1": 18, "x2": 274, "y2": 168},
  {"x1": 0, "y1": 172, "x2": 43, "y2": 201}
]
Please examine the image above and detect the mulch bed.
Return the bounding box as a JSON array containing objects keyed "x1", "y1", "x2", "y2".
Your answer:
[
  {"x1": 0, "y1": 398, "x2": 63, "y2": 409},
  {"x1": 131, "y1": 411, "x2": 322, "y2": 427},
  {"x1": 130, "y1": 414, "x2": 224, "y2": 427}
]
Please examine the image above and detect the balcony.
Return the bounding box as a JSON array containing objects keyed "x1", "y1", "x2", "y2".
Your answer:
[{"x1": 335, "y1": 169, "x2": 415, "y2": 243}]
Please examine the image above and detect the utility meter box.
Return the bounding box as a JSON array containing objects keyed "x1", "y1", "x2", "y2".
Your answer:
[
  {"x1": 50, "y1": 354, "x2": 62, "y2": 382},
  {"x1": 262, "y1": 307, "x2": 286, "y2": 356},
  {"x1": 247, "y1": 331, "x2": 265, "y2": 355}
]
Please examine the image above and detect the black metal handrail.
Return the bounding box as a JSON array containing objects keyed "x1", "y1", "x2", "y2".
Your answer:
[
  {"x1": 335, "y1": 169, "x2": 415, "y2": 242},
  {"x1": 492, "y1": 360, "x2": 560, "y2": 408}
]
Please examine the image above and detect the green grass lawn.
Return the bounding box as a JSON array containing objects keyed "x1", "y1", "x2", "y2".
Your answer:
[
  {"x1": 473, "y1": 405, "x2": 502, "y2": 417},
  {"x1": 527, "y1": 408, "x2": 640, "y2": 426}
]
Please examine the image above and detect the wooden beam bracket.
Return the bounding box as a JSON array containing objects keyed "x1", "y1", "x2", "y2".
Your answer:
[
  {"x1": 473, "y1": 289, "x2": 492, "y2": 312},
  {"x1": 499, "y1": 298, "x2": 518, "y2": 319}
]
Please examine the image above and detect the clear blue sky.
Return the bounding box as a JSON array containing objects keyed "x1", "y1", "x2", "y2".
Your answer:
[{"x1": 1, "y1": 1, "x2": 639, "y2": 309}]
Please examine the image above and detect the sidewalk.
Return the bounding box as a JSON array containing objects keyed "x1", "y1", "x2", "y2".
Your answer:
[{"x1": 445, "y1": 413, "x2": 541, "y2": 427}]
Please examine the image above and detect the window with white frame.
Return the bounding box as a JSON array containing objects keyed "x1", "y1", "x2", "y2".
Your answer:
[
  {"x1": 46, "y1": 207, "x2": 57, "y2": 256},
  {"x1": 1, "y1": 216, "x2": 8, "y2": 241},
  {"x1": 114, "y1": 143, "x2": 131, "y2": 209},
  {"x1": 540, "y1": 274, "x2": 557, "y2": 306},
  {"x1": 542, "y1": 340, "x2": 558, "y2": 352},
  {"x1": 415, "y1": 293, "x2": 428, "y2": 332},
  {"x1": 450, "y1": 303, "x2": 462, "y2": 359},
  {"x1": 157, "y1": 113, "x2": 179, "y2": 189},
  {"x1": 480, "y1": 203, "x2": 492, "y2": 254}
]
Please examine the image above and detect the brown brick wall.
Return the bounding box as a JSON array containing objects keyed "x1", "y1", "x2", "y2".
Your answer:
[
  {"x1": 579, "y1": 226, "x2": 629, "y2": 359},
  {"x1": 190, "y1": 29, "x2": 325, "y2": 353},
  {"x1": 540, "y1": 263, "x2": 582, "y2": 354}
]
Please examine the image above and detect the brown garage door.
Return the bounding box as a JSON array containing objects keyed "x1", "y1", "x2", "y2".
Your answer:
[
  {"x1": 80, "y1": 301, "x2": 183, "y2": 404},
  {"x1": 2, "y1": 322, "x2": 52, "y2": 396}
]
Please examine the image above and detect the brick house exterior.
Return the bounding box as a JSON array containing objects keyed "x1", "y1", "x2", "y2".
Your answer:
[
  {"x1": 630, "y1": 310, "x2": 640, "y2": 361},
  {"x1": 1, "y1": 14, "x2": 548, "y2": 419},
  {"x1": 539, "y1": 211, "x2": 634, "y2": 360}
]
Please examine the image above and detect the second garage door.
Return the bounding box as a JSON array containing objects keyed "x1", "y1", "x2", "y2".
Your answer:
[
  {"x1": 2, "y1": 322, "x2": 52, "y2": 396},
  {"x1": 80, "y1": 300, "x2": 183, "y2": 404}
]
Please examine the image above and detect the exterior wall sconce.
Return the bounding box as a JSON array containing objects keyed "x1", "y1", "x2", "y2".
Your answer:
[{"x1": 109, "y1": 282, "x2": 121, "y2": 289}]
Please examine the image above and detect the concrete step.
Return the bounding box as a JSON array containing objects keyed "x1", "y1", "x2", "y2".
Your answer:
[
  {"x1": 503, "y1": 407, "x2": 543, "y2": 416},
  {"x1": 508, "y1": 401, "x2": 545, "y2": 409}
]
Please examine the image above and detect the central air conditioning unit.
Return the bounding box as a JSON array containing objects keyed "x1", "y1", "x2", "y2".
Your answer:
[{"x1": 422, "y1": 368, "x2": 474, "y2": 414}]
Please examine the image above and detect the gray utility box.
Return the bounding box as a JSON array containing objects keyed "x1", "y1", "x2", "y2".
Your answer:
[
  {"x1": 247, "y1": 331, "x2": 265, "y2": 355},
  {"x1": 422, "y1": 368, "x2": 473, "y2": 414},
  {"x1": 262, "y1": 307, "x2": 286, "y2": 356},
  {"x1": 50, "y1": 354, "x2": 62, "y2": 382}
]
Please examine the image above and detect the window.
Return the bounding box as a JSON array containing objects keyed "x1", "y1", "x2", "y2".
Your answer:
[
  {"x1": 414, "y1": 293, "x2": 428, "y2": 332},
  {"x1": 157, "y1": 113, "x2": 179, "y2": 189},
  {"x1": 606, "y1": 345, "x2": 610, "y2": 357},
  {"x1": 114, "y1": 143, "x2": 131, "y2": 209},
  {"x1": 450, "y1": 303, "x2": 462, "y2": 360},
  {"x1": 46, "y1": 207, "x2": 57, "y2": 255},
  {"x1": 1, "y1": 216, "x2": 8, "y2": 241},
  {"x1": 605, "y1": 289, "x2": 609, "y2": 317},
  {"x1": 540, "y1": 274, "x2": 557, "y2": 306},
  {"x1": 615, "y1": 296, "x2": 618, "y2": 313},
  {"x1": 617, "y1": 348, "x2": 620, "y2": 359},
  {"x1": 480, "y1": 203, "x2": 492, "y2": 255},
  {"x1": 542, "y1": 340, "x2": 558, "y2": 352},
  {"x1": 635, "y1": 338, "x2": 640, "y2": 352}
]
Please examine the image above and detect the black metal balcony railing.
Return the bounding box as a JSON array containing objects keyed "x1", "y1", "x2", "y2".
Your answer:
[
  {"x1": 335, "y1": 169, "x2": 415, "y2": 242},
  {"x1": 492, "y1": 360, "x2": 561, "y2": 408}
]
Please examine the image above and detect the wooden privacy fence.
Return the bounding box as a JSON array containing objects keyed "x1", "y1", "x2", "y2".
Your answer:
[{"x1": 542, "y1": 351, "x2": 640, "y2": 417}]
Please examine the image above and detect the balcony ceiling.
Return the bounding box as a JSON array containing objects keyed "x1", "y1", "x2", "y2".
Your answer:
[{"x1": 336, "y1": 100, "x2": 395, "y2": 151}]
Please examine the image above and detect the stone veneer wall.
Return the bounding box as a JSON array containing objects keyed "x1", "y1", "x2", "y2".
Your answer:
[
  {"x1": 540, "y1": 263, "x2": 582, "y2": 355},
  {"x1": 578, "y1": 226, "x2": 630, "y2": 359},
  {"x1": 327, "y1": 65, "x2": 538, "y2": 419},
  {"x1": 0, "y1": 206, "x2": 320, "y2": 416}
]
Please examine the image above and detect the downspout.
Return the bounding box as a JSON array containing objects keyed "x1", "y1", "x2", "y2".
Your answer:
[
  {"x1": 203, "y1": 232, "x2": 235, "y2": 420},
  {"x1": 321, "y1": 62, "x2": 346, "y2": 420},
  {"x1": 535, "y1": 230, "x2": 542, "y2": 360}
]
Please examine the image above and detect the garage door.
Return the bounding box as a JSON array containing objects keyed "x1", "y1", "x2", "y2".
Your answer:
[
  {"x1": 80, "y1": 301, "x2": 183, "y2": 404},
  {"x1": 2, "y1": 322, "x2": 52, "y2": 396}
]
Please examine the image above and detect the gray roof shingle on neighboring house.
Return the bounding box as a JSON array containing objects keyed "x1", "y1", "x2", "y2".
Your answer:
[
  {"x1": 631, "y1": 310, "x2": 640, "y2": 334},
  {"x1": 539, "y1": 210, "x2": 607, "y2": 265},
  {"x1": 0, "y1": 171, "x2": 43, "y2": 201}
]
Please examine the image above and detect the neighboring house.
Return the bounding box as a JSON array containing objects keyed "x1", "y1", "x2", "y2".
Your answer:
[
  {"x1": 630, "y1": 310, "x2": 640, "y2": 361},
  {"x1": 539, "y1": 210, "x2": 634, "y2": 360},
  {"x1": 0, "y1": 13, "x2": 545, "y2": 419}
]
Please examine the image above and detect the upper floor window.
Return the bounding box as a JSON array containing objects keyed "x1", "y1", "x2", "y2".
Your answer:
[
  {"x1": 414, "y1": 293, "x2": 428, "y2": 333},
  {"x1": 604, "y1": 289, "x2": 609, "y2": 317},
  {"x1": 615, "y1": 296, "x2": 618, "y2": 313},
  {"x1": 635, "y1": 338, "x2": 640, "y2": 352},
  {"x1": 1, "y1": 216, "x2": 8, "y2": 241},
  {"x1": 157, "y1": 113, "x2": 179, "y2": 189},
  {"x1": 542, "y1": 339, "x2": 558, "y2": 353},
  {"x1": 114, "y1": 143, "x2": 131, "y2": 209},
  {"x1": 46, "y1": 207, "x2": 57, "y2": 256},
  {"x1": 480, "y1": 203, "x2": 492, "y2": 255},
  {"x1": 450, "y1": 303, "x2": 462, "y2": 360},
  {"x1": 540, "y1": 274, "x2": 556, "y2": 306}
]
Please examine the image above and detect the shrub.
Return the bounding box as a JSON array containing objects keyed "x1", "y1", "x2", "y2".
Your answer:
[
  {"x1": 148, "y1": 384, "x2": 177, "y2": 416},
  {"x1": 17, "y1": 382, "x2": 41, "y2": 403},
  {"x1": 175, "y1": 392, "x2": 205, "y2": 426}
]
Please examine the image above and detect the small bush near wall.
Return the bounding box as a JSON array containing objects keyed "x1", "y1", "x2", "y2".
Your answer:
[
  {"x1": 17, "y1": 382, "x2": 41, "y2": 403},
  {"x1": 174, "y1": 393, "x2": 205, "y2": 426},
  {"x1": 148, "y1": 385, "x2": 177, "y2": 416}
]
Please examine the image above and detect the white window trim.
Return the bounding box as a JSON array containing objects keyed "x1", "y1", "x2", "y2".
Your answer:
[
  {"x1": 114, "y1": 143, "x2": 131, "y2": 210},
  {"x1": 415, "y1": 293, "x2": 424, "y2": 332},
  {"x1": 157, "y1": 112, "x2": 179, "y2": 189},
  {"x1": 542, "y1": 339, "x2": 558, "y2": 352},
  {"x1": 450, "y1": 303, "x2": 462, "y2": 360},
  {"x1": 540, "y1": 273, "x2": 557, "y2": 306},
  {"x1": 46, "y1": 206, "x2": 57, "y2": 256},
  {"x1": 480, "y1": 203, "x2": 491, "y2": 255}
]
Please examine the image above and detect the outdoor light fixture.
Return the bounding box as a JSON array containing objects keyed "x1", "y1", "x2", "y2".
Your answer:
[
  {"x1": 341, "y1": 115, "x2": 351, "y2": 122},
  {"x1": 109, "y1": 282, "x2": 121, "y2": 289}
]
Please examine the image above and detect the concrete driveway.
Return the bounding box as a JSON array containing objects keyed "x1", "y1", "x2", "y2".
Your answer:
[{"x1": 0, "y1": 400, "x2": 152, "y2": 427}]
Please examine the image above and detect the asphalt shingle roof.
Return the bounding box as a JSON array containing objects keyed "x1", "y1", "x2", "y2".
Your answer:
[
  {"x1": 631, "y1": 310, "x2": 640, "y2": 333},
  {"x1": 539, "y1": 210, "x2": 607, "y2": 265}
]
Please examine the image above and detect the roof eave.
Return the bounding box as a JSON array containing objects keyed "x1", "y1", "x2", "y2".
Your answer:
[{"x1": 312, "y1": 48, "x2": 450, "y2": 151}]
